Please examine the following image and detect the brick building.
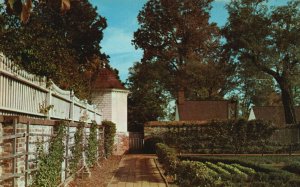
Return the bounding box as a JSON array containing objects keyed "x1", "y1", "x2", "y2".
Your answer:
[
  {"x1": 175, "y1": 91, "x2": 237, "y2": 121},
  {"x1": 248, "y1": 106, "x2": 300, "y2": 127}
]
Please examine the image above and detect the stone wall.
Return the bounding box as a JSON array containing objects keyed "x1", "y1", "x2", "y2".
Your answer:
[{"x1": 0, "y1": 116, "x2": 104, "y2": 187}]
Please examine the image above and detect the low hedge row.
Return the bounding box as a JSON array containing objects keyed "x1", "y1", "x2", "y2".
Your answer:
[
  {"x1": 156, "y1": 144, "x2": 299, "y2": 186},
  {"x1": 156, "y1": 143, "x2": 178, "y2": 175}
]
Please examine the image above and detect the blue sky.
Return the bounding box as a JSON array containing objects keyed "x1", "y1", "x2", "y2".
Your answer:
[{"x1": 90, "y1": 0, "x2": 288, "y2": 82}]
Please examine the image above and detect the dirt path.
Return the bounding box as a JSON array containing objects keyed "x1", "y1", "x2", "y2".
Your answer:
[
  {"x1": 69, "y1": 156, "x2": 122, "y2": 187},
  {"x1": 108, "y1": 154, "x2": 167, "y2": 187}
]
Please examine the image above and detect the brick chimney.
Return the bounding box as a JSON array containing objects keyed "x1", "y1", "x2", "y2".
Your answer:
[{"x1": 178, "y1": 90, "x2": 185, "y2": 105}]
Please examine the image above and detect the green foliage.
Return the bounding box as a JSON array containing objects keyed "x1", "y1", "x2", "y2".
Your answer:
[
  {"x1": 130, "y1": 0, "x2": 236, "y2": 127},
  {"x1": 224, "y1": 0, "x2": 300, "y2": 124},
  {"x1": 176, "y1": 161, "x2": 216, "y2": 187},
  {"x1": 205, "y1": 162, "x2": 231, "y2": 179},
  {"x1": 0, "y1": 0, "x2": 108, "y2": 99},
  {"x1": 102, "y1": 120, "x2": 116, "y2": 157},
  {"x1": 127, "y1": 62, "x2": 174, "y2": 132},
  {"x1": 156, "y1": 143, "x2": 299, "y2": 186},
  {"x1": 283, "y1": 161, "x2": 300, "y2": 174},
  {"x1": 155, "y1": 143, "x2": 178, "y2": 176},
  {"x1": 32, "y1": 121, "x2": 66, "y2": 187},
  {"x1": 70, "y1": 122, "x2": 84, "y2": 175},
  {"x1": 86, "y1": 121, "x2": 98, "y2": 167},
  {"x1": 217, "y1": 162, "x2": 248, "y2": 179},
  {"x1": 231, "y1": 164, "x2": 256, "y2": 175},
  {"x1": 153, "y1": 119, "x2": 276, "y2": 154},
  {"x1": 144, "y1": 136, "x2": 164, "y2": 154}
]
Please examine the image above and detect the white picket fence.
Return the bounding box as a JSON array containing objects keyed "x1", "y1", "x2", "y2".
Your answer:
[{"x1": 0, "y1": 53, "x2": 101, "y2": 123}]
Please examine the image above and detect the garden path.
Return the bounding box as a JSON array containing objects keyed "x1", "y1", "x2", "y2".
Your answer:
[{"x1": 107, "y1": 154, "x2": 167, "y2": 187}]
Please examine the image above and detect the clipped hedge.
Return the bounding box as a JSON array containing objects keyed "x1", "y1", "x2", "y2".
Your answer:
[
  {"x1": 144, "y1": 136, "x2": 164, "y2": 153},
  {"x1": 156, "y1": 143, "x2": 178, "y2": 175},
  {"x1": 103, "y1": 120, "x2": 116, "y2": 157},
  {"x1": 157, "y1": 144, "x2": 299, "y2": 186},
  {"x1": 147, "y1": 119, "x2": 277, "y2": 154},
  {"x1": 176, "y1": 161, "x2": 216, "y2": 186}
]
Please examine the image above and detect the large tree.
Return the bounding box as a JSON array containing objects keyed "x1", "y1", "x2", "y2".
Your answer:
[
  {"x1": 0, "y1": 0, "x2": 107, "y2": 99},
  {"x1": 223, "y1": 0, "x2": 300, "y2": 124},
  {"x1": 127, "y1": 62, "x2": 172, "y2": 131},
  {"x1": 133, "y1": 0, "x2": 234, "y2": 100}
]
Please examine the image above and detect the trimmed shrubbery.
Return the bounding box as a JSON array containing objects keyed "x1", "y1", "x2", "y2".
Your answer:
[
  {"x1": 156, "y1": 143, "x2": 298, "y2": 186},
  {"x1": 103, "y1": 120, "x2": 116, "y2": 157},
  {"x1": 144, "y1": 136, "x2": 164, "y2": 153},
  {"x1": 86, "y1": 121, "x2": 99, "y2": 166},
  {"x1": 148, "y1": 119, "x2": 278, "y2": 154},
  {"x1": 156, "y1": 143, "x2": 178, "y2": 175}
]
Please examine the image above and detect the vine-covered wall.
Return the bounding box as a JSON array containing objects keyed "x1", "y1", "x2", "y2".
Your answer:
[{"x1": 0, "y1": 116, "x2": 105, "y2": 187}]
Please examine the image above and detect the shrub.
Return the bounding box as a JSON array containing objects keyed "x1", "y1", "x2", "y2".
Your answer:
[
  {"x1": 144, "y1": 136, "x2": 164, "y2": 153},
  {"x1": 86, "y1": 121, "x2": 98, "y2": 166},
  {"x1": 231, "y1": 164, "x2": 256, "y2": 175},
  {"x1": 103, "y1": 120, "x2": 116, "y2": 158},
  {"x1": 282, "y1": 161, "x2": 300, "y2": 174},
  {"x1": 32, "y1": 121, "x2": 66, "y2": 187},
  {"x1": 70, "y1": 122, "x2": 84, "y2": 175},
  {"x1": 145, "y1": 119, "x2": 276, "y2": 154},
  {"x1": 217, "y1": 162, "x2": 248, "y2": 179},
  {"x1": 155, "y1": 143, "x2": 178, "y2": 175},
  {"x1": 205, "y1": 162, "x2": 231, "y2": 179},
  {"x1": 176, "y1": 161, "x2": 216, "y2": 187}
]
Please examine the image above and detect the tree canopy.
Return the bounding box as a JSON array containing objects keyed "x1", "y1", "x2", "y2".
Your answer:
[
  {"x1": 223, "y1": 0, "x2": 300, "y2": 124},
  {"x1": 0, "y1": 0, "x2": 108, "y2": 99},
  {"x1": 127, "y1": 62, "x2": 173, "y2": 131},
  {"x1": 133, "y1": 0, "x2": 235, "y2": 100},
  {"x1": 4, "y1": 0, "x2": 70, "y2": 23}
]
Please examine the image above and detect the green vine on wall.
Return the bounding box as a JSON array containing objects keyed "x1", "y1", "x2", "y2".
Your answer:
[
  {"x1": 32, "y1": 121, "x2": 66, "y2": 187},
  {"x1": 86, "y1": 121, "x2": 98, "y2": 167},
  {"x1": 70, "y1": 122, "x2": 84, "y2": 175},
  {"x1": 103, "y1": 120, "x2": 116, "y2": 158}
]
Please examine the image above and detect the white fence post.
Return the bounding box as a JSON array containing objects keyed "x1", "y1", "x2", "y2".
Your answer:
[
  {"x1": 70, "y1": 90, "x2": 74, "y2": 122},
  {"x1": 93, "y1": 105, "x2": 97, "y2": 122},
  {"x1": 0, "y1": 53, "x2": 101, "y2": 122},
  {"x1": 46, "y1": 86, "x2": 52, "y2": 119}
]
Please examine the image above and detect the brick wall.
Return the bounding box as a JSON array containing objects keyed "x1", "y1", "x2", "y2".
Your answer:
[
  {"x1": 0, "y1": 116, "x2": 104, "y2": 187},
  {"x1": 113, "y1": 132, "x2": 129, "y2": 155}
]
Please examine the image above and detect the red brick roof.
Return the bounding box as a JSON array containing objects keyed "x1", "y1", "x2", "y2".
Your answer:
[
  {"x1": 177, "y1": 100, "x2": 236, "y2": 121},
  {"x1": 252, "y1": 106, "x2": 300, "y2": 126},
  {"x1": 92, "y1": 68, "x2": 126, "y2": 90}
]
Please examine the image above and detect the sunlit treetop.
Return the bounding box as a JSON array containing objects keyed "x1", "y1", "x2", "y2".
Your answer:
[{"x1": 5, "y1": 0, "x2": 70, "y2": 23}]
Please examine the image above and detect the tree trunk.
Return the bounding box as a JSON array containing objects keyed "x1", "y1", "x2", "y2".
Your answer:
[{"x1": 278, "y1": 78, "x2": 297, "y2": 124}]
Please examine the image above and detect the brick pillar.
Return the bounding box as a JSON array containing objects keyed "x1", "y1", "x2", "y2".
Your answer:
[
  {"x1": 0, "y1": 119, "x2": 27, "y2": 187},
  {"x1": 113, "y1": 132, "x2": 129, "y2": 155}
]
